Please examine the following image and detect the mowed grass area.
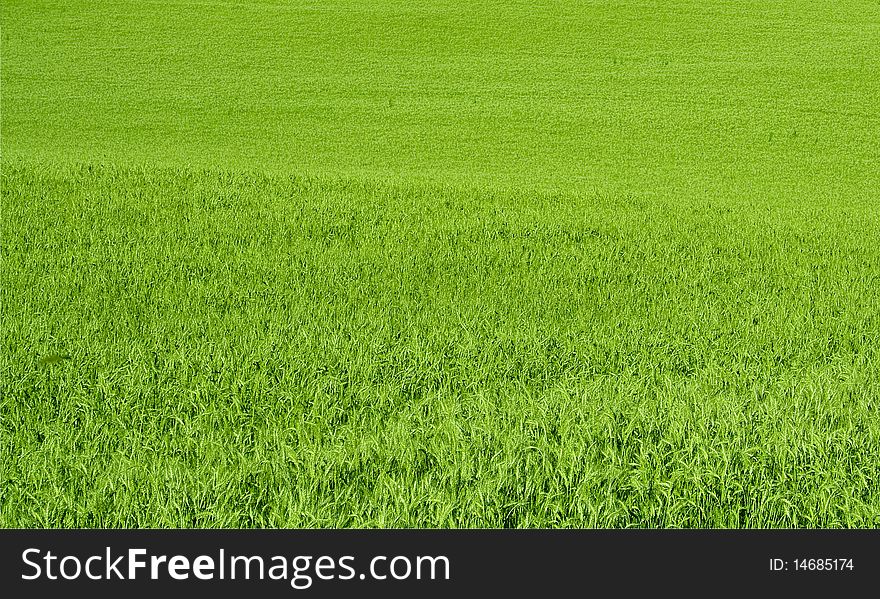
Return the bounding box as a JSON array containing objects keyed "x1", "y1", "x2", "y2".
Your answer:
[
  {"x1": 2, "y1": 0, "x2": 877, "y2": 195},
  {"x1": 2, "y1": 1, "x2": 880, "y2": 526}
]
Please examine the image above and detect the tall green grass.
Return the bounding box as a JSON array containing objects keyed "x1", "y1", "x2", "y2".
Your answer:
[
  {"x1": 2, "y1": 162, "x2": 878, "y2": 526},
  {"x1": 2, "y1": 0, "x2": 878, "y2": 527}
]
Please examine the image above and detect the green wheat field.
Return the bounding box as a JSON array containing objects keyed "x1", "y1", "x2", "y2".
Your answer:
[{"x1": 2, "y1": 1, "x2": 879, "y2": 527}]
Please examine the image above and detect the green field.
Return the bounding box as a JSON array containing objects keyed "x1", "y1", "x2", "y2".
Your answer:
[{"x1": 1, "y1": 1, "x2": 879, "y2": 527}]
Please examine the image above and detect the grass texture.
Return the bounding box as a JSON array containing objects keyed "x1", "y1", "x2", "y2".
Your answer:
[{"x1": 1, "y1": 1, "x2": 879, "y2": 526}]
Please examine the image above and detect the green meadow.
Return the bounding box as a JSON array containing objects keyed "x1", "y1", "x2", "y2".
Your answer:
[{"x1": 1, "y1": 1, "x2": 878, "y2": 526}]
